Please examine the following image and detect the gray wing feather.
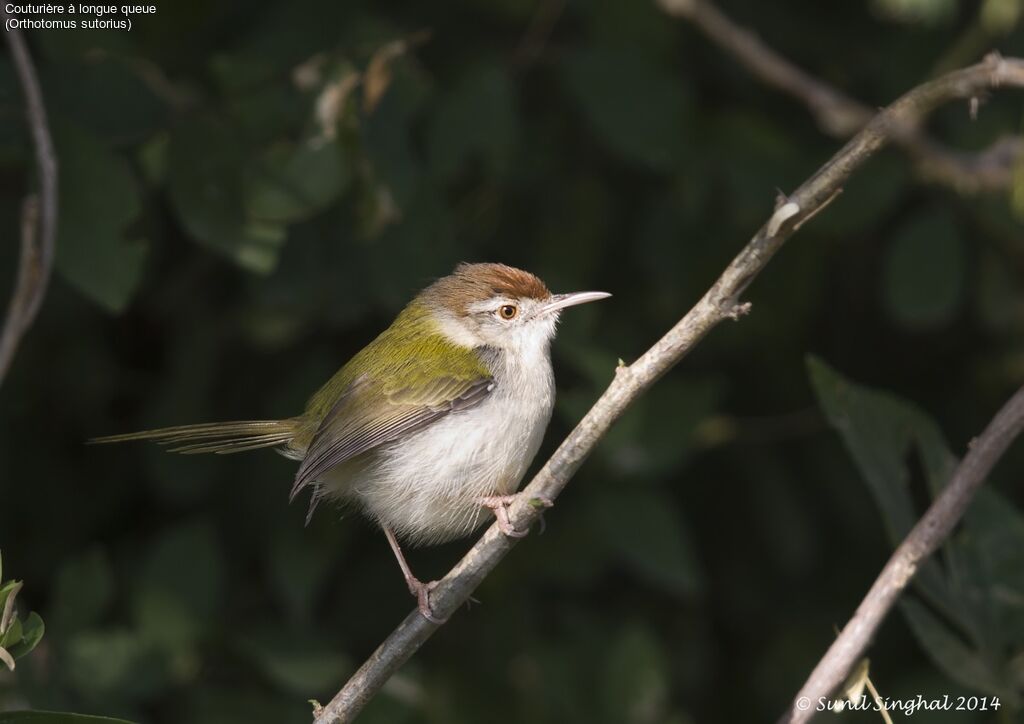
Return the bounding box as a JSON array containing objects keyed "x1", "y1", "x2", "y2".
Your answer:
[{"x1": 291, "y1": 376, "x2": 493, "y2": 501}]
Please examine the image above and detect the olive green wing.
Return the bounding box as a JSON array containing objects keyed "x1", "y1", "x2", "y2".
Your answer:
[{"x1": 290, "y1": 371, "x2": 494, "y2": 500}]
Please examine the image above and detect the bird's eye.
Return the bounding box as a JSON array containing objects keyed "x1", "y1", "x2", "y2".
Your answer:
[{"x1": 498, "y1": 304, "x2": 518, "y2": 320}]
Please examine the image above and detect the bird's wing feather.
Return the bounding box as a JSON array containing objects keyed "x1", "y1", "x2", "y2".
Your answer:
[{"x1": 290, "y1": 370, "x2": 494, "y2": 498}]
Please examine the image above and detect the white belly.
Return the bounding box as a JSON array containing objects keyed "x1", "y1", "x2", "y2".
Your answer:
[{"x1": 323, "y1": 364, "x2": 555, "y2": 545}]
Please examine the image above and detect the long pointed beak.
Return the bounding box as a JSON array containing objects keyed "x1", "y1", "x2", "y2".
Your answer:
[{"x1": 540, "y1": 291, "x2": 612, "y2": 316}]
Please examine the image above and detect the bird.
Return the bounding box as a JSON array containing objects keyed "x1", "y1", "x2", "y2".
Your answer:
[{"x1": 92, "y1": 263, "x2": 610, "y2": 621}]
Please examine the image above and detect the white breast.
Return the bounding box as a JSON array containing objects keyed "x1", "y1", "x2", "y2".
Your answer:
[{"x1": 330, "y1": 345, "x2": 556, "y2": 545}]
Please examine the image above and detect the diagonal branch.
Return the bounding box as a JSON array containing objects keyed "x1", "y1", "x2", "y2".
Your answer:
[
  {"x1": 0, "y1": 12, "x2": 59, "y2": 385},
  {"x1": 312, "y1": 55, "x2": 1024, "y2": 724},
  {"x1": 658, "y1": 0, "x2": 1024, "y2": 195},
  {"x1": 778, "y1": 382, "x2": 1024, "y2": 723}
]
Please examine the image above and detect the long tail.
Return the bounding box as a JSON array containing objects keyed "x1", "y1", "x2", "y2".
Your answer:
[{"x1": 90, "y1": 419, "x2": 300, "y2": 455}]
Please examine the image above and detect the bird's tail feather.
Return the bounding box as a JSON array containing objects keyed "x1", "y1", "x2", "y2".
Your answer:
[{"x1": 90, "y1": 419, "x2": 299, "y2": 455}]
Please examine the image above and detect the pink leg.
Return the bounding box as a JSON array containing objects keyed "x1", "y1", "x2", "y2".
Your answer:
[
  {"x1": 476, "y1": 493, "x2": 553, "y2": 538},
  {"x1": 383, "y1": 526, "x2": 445, "y2": 624}
]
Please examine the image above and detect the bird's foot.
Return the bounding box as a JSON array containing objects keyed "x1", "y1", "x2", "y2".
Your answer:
[
  {"x1": 405, "y1": 576, "x2": 446, "y2": 624},
  {"x1": 476, "y1": 493, "x2": 553, "y2": 538}
]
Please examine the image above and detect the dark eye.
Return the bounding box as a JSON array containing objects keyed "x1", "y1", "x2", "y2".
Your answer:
[{"x1": 499, "y1": 304, "x2": 518, "y2": 320}]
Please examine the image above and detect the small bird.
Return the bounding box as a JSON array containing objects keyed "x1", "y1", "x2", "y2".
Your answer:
[{"x1": 93, "y1": 263, "x2": 610, "y2": 621}]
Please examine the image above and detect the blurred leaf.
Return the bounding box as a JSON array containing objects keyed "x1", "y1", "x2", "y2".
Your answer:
[
  {"x1": 361, "y1": 65, "x2": 429, "y2": 214},
  {"x1": 976, "y1": 249, "x2": 1024, "y2": 332},
  {"x1": 871, "y1": 0, "x2": 957, "y2": 25},
  {"x1": 899, "y1": 598, "x2": 1006, "y2": 694},
  {"x1": 167, "y1": 116, "x2": 286, "y2": 273},
  {"x1": 238, "y1": 629, "x2": 350, "y2": 697},
  {"x1": 245, "y1": 139, "x2": 348, "y2": 224},
  {"x1": 598, "y1": 377, "x2": 722, "y2": 476},
  {"x1": 44, "y1": 58, "x2": 167, "y2": 143},
  {"x1": 603, "y1": 623, "x2": 670, "y2": 724},
  {"x1": 560, "y1": 47, "x2": 689, "y2": 171},
  {"x1": 958, "y1": 489, "x2": 1024, "y2": 647},
  {"x1": 184, "y1": 687, "x2": 307, "y2": 724},
  {"x1": 65, "y1": 628, "x2": 167, "y2": 699},
  {"x1": 50, "y1": 548, "x2": 114, "y2": 633},
  {"x1": 427, "y1": 63, "x2": 518, "y2": 181},
  {"x1": 1013, "y1": 146, "x2": 1024, "y2": 218},
  {"x1": 592, "y1": 488, "x2": 703, "y2": 597},
  {"x1": 808, "y1": 356, "x2": 953, "y2": 541},
  {"x1": 0, "y1": 713, "x2": 138, "y2": 724},
  {"x1": 53, "y1": 122, "x2": 146, "y2": 313},
  {"x1": 268, "y1": 529, "x2": 334, "y2": 622},
  {"x1": 882, "y1": 208, "x2": 965, "y2": 329},
  {"x1": 363, "y1": 34, "x2": 429, "y2": 114},
  {"x1": 132, "y1": 521, "x2": 224, "y2": 649}
]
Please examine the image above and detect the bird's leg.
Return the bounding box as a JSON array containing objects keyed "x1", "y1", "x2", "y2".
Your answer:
[
  {"x1": 476, "y1": 493, "x2": 553, "y2": 538},
  {"x1": 382, "y1": 526, "x2": 445, "y2": 624}
]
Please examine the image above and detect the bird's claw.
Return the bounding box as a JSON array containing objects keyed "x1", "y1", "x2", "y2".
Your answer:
[
  {"x1": 407, "y1": 577, "x2": 446, "y2": 624},
  {"x1": 476, "y1": 494, "x2": 547, "y2": 538}
]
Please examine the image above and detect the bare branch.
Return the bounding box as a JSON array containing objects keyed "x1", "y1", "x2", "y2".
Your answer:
[
  {"x1": 313, "y1": 55, "x2": 1024, "y2": 724},
  {"x1": 778, "y1": 382, "x2": 1024, "y2": 723},
  {"x1": 0, "y1": 12, "x2": 59, "y2": 385},
  {"x1": 657, "y1": 0, "x2": 1024, "y2": 195}
]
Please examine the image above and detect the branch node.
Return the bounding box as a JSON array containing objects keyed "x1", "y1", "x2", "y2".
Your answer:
[
  {"x1": 310, "y1": 699, "x2": 324, "y2": 718},
  {"x1": 793, "y1": 188, "x2": 843, "y2": 231},
  {"x1": 724, "y1": 301, "x2": 752, "y2": 320},
  {"x1": 767, "y1": 200, "x2": 801, "y2": 237},
  {"x1": 528, "y1": 496, "x2": 554, "y2": 510}
]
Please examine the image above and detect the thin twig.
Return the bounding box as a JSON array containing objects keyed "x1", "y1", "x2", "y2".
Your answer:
[
  {"x1": 778, "y1": 382, "x2": 1024, "y2": 724},
  {"x1": 0, "y1": 10, "x2": 59, "y2": 385},
  {"x1": 312, "y1": 55, "x2": 1024, "y2": 724},
  {"x1": 657, "y1": 0, "x2": 1024, "y2": 195}
]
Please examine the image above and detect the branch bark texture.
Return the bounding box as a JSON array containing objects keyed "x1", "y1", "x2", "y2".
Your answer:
[
  {"x1": 0, "y1": 14, "x2": 58, "y2": 385},
  {"x1": 658, "y1": 0, "x2": 1024, "y2": 194},
  {"x1": 778, "y1": 382, "x2": 1024, "y2": 724},
  {"x1": 314, "y1": 55, "x2": 1024, "y2": 723}
]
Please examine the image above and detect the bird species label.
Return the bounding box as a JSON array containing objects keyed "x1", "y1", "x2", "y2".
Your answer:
[{"x1": 4, "y1": 3, "x2": 158, "y2": 31}]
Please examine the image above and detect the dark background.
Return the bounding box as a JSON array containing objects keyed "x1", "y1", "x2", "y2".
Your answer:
[{"x1": 1, "y1": 0, "x2": 1023, "y2": 722}]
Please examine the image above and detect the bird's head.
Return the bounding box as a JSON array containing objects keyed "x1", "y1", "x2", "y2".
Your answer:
[{"x1": 421, "y1": 263, "x2": 610, "y2": 353}]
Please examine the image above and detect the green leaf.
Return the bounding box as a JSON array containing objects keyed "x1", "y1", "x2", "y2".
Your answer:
[
  {"x1": 53, "y1": 122, "x2": 146, "y2": 313},
  {"x1": 5, "y1": 612, "x2": 44, "y2": 659},
  {"x1": 560, "y1": 47, "x2": 689, "y2": 171},
  {"x1": 899, "y1": 598, "x2": 1008, "y2": 695},
  {"x1": 167, "y1": 116, "x2": 286, "y2": 273},
  {"x1": 882, "y1": 208, "x2": 965, "y2": 329},
  {"x1": 0, "y1": 557, "x2": 44, "y2": 665},
  {"x1": 1, "y1": 615, "x2": 22, "y2": 650},
  {"x1": 958, "y1": 489, "x2": 1024, "y2": 647},
  {"x1": 809, "y1": 357, "x2": 1024, "y2": 705},
  {"x1": 0, "y1": 713, "x2": 138, "y2": 724},
  {"x1": 807, "y1": 356, "x2": 955, "y2": 542}
]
